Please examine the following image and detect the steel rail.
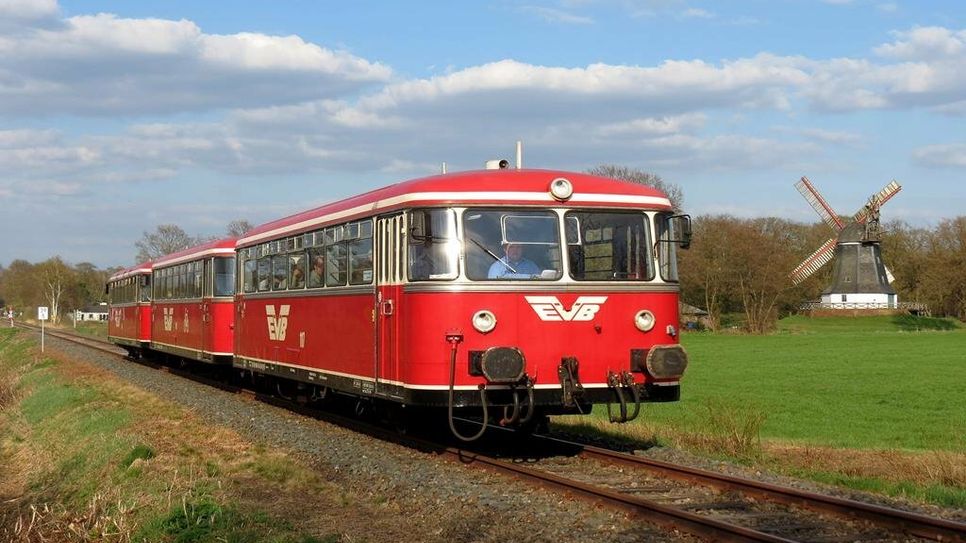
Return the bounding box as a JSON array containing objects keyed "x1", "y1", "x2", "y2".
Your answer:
[
  {"x1": 441, "y1": 446, "x2": 798, "y2": 542},
  {"x1": 530, "y1": 435, "x2": 965, "y2": 542}
]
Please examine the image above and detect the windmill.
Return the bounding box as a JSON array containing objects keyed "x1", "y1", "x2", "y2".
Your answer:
[{"x1": 791, "y1": 177, "x2": 902, "y2": 308}]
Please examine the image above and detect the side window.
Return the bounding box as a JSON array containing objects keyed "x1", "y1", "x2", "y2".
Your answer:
[
  {"x1": 272, "y1": 255, "x2": 289, "y2": 290},
  {"x1": 349, "y1": 238, "x2": 373, "y2": 285},
  {"x1": 307, "y1": 247, "x2": 325, "y2": 288},
  {"x1": 325, "y1": 243, "x2": 347, "y2": 286},
  {"x1": 288, "y1": 253, "x2": 305, "y2": 289},
  {"x1": 257, "y1": 257, "x2": 272, "y2": 292},
  {"x1": 243, "y1": 258, "x2": 257, "y2": 293}
]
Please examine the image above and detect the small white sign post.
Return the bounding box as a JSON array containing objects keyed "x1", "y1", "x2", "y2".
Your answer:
[{"x1": 38, "y1": 306, "x2": 49, "y2": 352}]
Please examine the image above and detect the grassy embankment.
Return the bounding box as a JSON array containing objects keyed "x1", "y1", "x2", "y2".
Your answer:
[
  {"x1": 556, "y1": 315, "x2": 966, "y2": 507},
  {"x1": 0, "y1": 328, "x2": 360, "y2": 542}
]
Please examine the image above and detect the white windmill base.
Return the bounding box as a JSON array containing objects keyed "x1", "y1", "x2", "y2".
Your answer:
[{"x1": 819, "y1": 292, "x2": 898, "y2": 309}]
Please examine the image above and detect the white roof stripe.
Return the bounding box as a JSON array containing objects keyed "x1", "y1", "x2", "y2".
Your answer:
[
  {"x1": 239, "y1": 190, "x2": 671, "y2": 246},
  {"x1": 152, "y1": 247, "x2": 236, "y2": 268}
]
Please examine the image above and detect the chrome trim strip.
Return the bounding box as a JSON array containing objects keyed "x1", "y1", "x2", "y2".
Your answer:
[
  {"x1": 238, "y1": 286, "x2": 375, "y2": 300},
  {"x1": 403, "y1": 283, "x2": 679, "y2": 294}
]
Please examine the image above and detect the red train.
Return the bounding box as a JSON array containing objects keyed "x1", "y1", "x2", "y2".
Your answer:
[{"x1": 109, "y1": 168, "x2": 691, "y2": 439}]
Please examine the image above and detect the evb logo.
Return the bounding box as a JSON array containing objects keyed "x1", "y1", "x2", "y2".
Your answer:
[
  {"x1": 525, "y1": 296, "x2": 607, "y2": 322},
  {"x1": 162, "y1": 307, "x2": 174, "y2": 331},
  {"x1": 266, "y1": 305, "x2": 290, "y2": 341}
]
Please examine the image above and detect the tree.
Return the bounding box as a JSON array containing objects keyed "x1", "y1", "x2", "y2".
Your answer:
[
  {"x1": 135, "y1": 224, "x2": 196, "y2": 263},
  {"x1": 587, "y1": 165, "x2": 685, "y2": 212},
  {"x1": 226, "y1": 219, "x2": 254, "y2": 238},
  {"x1": 37, "y1": 257, "x2": 72, "y2": 325}
]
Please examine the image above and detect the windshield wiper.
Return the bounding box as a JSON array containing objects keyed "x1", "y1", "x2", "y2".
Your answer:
[{"x1": 470, "y1": 238, "x2": 517, "y2": 273}]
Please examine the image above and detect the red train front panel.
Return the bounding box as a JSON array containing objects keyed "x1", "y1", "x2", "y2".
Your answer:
[{"x1": 398, "y1": 290, "x2": 681, "y2": 398}]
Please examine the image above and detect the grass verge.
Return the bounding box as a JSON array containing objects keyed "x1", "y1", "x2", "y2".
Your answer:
[{"x1": 0, "y1": 328, "x2": 346, "y2": 542}]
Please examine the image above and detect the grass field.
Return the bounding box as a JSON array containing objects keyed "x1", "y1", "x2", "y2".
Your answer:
[
  {"x1": 558, "y1": 314, "x2": 965, "y2": 507},
  {"x1": 647, "y1": 315, "x2": 964, "y2": 451}
]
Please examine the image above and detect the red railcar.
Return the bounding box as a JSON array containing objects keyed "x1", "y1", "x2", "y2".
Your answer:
[
  {"x1": 107, "y1": 263, "x2": 153, "y2": 355},
  {"x1": 148, "y1": 238, "x2": 236, "y2": 363},
  {"x1": 234, "y1": 169, "x2": 690, "y2": 437}
]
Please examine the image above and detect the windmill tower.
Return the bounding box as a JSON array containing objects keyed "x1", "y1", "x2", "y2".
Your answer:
[{"x1": 791, "y1": 177, "x2": 902, "y2": 308}]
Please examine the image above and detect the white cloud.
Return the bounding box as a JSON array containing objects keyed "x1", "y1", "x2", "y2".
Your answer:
[
  {"x1": 518, "y1": 6, "x2": 594, "y2": 24},
  {"x1": 0, "y1": 10, "x2": 391, "y2": 116},
  {"x1": 913, "y1": 143, "x2": 966, "y2": 167},
  {"x1": 874, "y1": 27, "x2": 965, "y2": 61},
  {"x1": 799, "y1": 128, "x2": 863, "y2": 146},
  {"x1": 681, "y1": 8, "x2": 714, "y2": 19}
]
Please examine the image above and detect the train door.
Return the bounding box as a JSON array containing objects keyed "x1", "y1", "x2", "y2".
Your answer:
[
  {"x1": 375, "y1": 213, "x2": 405, "y2": 398},
  {"x1": 202, "y1": 257, "x2": 211, "y2": 356}
]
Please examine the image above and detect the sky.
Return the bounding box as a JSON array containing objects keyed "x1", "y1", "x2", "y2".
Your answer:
[{"x1": 1, "y1": 0, "x2": 964, "y2": 269}]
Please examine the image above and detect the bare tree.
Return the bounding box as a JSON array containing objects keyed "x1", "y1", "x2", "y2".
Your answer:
[
  {"x1": 37, "y1": 257, "x2": 72, "y2": 325},
  {"x1": 587, "y1": 165, "x2": 684, "y2": 212},
  {"x1": 226, "y1": 219, "x2": 254, "y2": 238},
  {"x1": 135, "y1": 224, "x2": 195, "y2": 263}
]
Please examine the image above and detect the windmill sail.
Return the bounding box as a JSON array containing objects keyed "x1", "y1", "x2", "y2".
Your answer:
[
  {"x1": 796, "y1": 176, "x2": 844, "y2": 230},
  {"x1": 791, "y1": 238, "x2": 837, "y2": 284},
  {"x1": 852, "y1": 180, "x2": 901, "y2": 223}
]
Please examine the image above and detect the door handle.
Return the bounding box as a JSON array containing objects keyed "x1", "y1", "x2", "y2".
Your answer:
[{"x1": 380, "y1": 300, "x2": 394, "y2": 316}]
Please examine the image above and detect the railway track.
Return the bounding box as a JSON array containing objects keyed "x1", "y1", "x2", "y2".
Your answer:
[{"x1": 14, "y1": 323, "x2": 966, "y2": 543}]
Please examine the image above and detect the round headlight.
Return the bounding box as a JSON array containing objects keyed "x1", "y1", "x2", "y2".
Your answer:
[
  {"x1": 549, "y1": 177, "x2": 574, "y2": 201},
  {"x1": 634, "y1": 310, "x2": 656, "y2": 332},
  {"x1": 472, "y1": 310, "x2": 497, "y2": 333}
]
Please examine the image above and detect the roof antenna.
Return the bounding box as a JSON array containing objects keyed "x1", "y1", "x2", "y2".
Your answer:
[
  {"x1": 441, "y1": 161, "x2": 447, "y2": 174},
  {"x1": 516, "y1": 140, "x2": 523, "y2": 169}
]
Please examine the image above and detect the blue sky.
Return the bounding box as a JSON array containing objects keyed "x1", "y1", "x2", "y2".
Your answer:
[{"x1": 1, "y1": 0, "x2": 964, "y2": 268}]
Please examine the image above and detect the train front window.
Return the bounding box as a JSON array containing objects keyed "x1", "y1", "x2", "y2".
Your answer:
[
  {"x1": 463, "y1": 209, "x2": 562, "y2": 281},
  {"x1": 408, "y1": 208, "x2": 458, "y2": 281},
  {"x1": 566, "y1": 211, "x2": 654, "y2": 281}
]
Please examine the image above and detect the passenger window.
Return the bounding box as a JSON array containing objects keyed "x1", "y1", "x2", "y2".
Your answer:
[
  {"x1": 349, "y1": 238, "x2": 373, "y2": 285},
  {"x1": 288, "y1": 253, "x2": 305, "y2": 289},
  {"x1": 243, "y1": 259, "x2": 257, "y2": 293},
  {"x1": 257, "y1": 257, "x2": 272, "y2": 292},
  {"x1": 307, "y1": 247, "x2": 325, "y2": 288},
  {"x1": 325, "y1": 243, "x2": 347, "y2": 286},
  {"x1": 272, "y1": 255, "x2": 289, "y2": 290}
]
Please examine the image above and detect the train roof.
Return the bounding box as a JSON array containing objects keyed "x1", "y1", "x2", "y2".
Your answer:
[
  {"x1": 108, "y1": 262, "x2": 153, "y2": 282},
  {"x1": 238, "y1": 169, "x2": 672, "y2": 247},
  {"x1": 152, "y1": 237, "x2": 237, "y2": 269}
]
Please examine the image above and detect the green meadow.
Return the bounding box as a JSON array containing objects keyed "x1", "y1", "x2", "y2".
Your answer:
[{"x1": 644, "y1": 315, "x2": 965, "y2": 451}]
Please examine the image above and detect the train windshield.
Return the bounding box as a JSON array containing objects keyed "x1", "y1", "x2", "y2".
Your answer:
[
  {"x1": 463, "y1": 209, "x2": 562, "y2": 281},
  {"x1": 408, "y1": 208, "x2": 459, "y2": 280},
  {"x1": 565, "y1": 211, "x2": 654, "y2": 281}
]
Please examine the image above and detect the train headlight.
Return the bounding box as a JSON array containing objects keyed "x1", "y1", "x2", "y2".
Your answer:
[
  {"x1": 472, "y1": 310, "x2": 497, "y2": 334},
  {"x1": 549, "y1": 177, "x2": 574, "y2": 201},
  {"x1": 634, "y1": 310, "x2": 656, "y2": 332}
]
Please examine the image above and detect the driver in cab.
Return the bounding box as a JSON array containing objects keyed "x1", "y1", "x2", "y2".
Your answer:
[{"x1": 488, "y1": 242, "x2": 541, "y2": 279}]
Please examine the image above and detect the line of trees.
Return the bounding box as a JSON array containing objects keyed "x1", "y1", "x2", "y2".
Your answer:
[
  {"x1": 1, "y1": 221, "x2": 255, "y2": 324},
  {"x1": 677, "y1": 216, "x2": 966, "y2": 331},
  {"x1": 0, "y1": 258, "x2": 114, "y2": 325}
]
